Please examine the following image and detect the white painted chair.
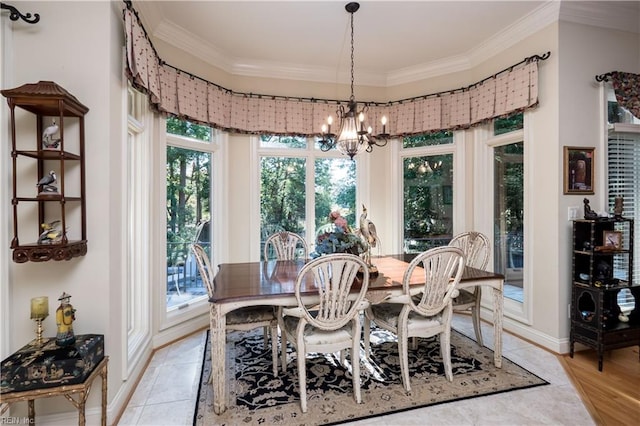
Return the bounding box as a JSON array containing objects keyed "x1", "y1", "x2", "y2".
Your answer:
[
  {"x1": 191, "y1": 243, "x2": 279, "y2": 375},
  {"x1": 263, "y1": 231, "x2": 309, "y2": 370},
  {"x1": 281, "y1": 253, "x2": 369, "y2": 413},
  {"x1": 364, "y1": 246, "x2": 465, "y2": 393},
  {"x1": 263, "y1": 231, "x2": 308, "y2": 261},
  {"x1": 448, "y1": 231, "x2": 491, "y2": 346}
]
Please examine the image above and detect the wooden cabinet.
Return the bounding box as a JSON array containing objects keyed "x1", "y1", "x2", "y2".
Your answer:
[
  {"x1": 1, "y1": 81, "x2": 88, "y2": 263},
  {"x1": 570, "y1": 218, "x2": 640, "y2": 371}
]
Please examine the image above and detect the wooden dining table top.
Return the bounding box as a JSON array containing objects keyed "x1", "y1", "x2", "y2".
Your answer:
[{"x1": 212, "y1": 254, "x2": 504, "y2": 304}]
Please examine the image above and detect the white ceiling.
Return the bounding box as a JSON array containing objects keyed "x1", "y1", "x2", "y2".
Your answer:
[{"x1": 133, "y1": 1, "x2": 639, "y2": 86}]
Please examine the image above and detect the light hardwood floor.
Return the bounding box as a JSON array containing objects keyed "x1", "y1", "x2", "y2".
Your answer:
[{"x1": 558, "y1": 346, "x2": 640, "y2": 426}]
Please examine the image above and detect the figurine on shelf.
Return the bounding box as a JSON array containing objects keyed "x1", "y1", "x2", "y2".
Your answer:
[
  {"x1": 55, "y1": 292, "x2": 76, "y2": 347},
  {"x1": 614, "y1": 196, "x2": 624, "y2": 219},
  {"x1": 583, "y1": 198, "x2": 599, "y2": 219},
  {"x1": 36, "y1": 170, "x2": 57, "y2": 194},
  {"x1": 42, "y1": 119, "x2": 60, "y2": 149},
  {"x1": 38, "y1": 220, "x2": 63, "y2": 244}
]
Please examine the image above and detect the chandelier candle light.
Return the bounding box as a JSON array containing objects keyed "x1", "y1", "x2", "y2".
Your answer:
[
  {"x1": 30, "y1": 296, "x2": 49, "y2": 345},
  {"x1": 319, "y1": 2, "x2": 389, "y2": 159}
]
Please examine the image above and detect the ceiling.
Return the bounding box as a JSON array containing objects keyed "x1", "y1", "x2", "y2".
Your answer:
[{"x1": 132, "y1": 1, "x2": 639, "y2": 86}]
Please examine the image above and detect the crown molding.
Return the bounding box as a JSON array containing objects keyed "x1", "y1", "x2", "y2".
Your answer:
[
  {"x1": 387, "y1": 1, "x2": 560, "y2": 86},
  {"x1": 142, "y1": 1, "x2": 635, "y2": 87},
  {"x1": 560, "y1": 1, "x2": 639, "y2": 34},
  {"x1": 153, "y1": 19, "x2": 235, "y2": 73}
]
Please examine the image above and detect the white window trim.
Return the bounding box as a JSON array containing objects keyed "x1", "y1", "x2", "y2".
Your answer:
[
  {"x1": 122, "y1": 84, "x2": 153, "y2": 380},
  {"x1": 157, "y1": 123, "x2": 226, "y2": 339},
  {"x1": 392, "y1": 132, "x2": 465, "y2": 254},
  {"x1": 475, "y1": 116, "x2": 533, "y2": 326}
]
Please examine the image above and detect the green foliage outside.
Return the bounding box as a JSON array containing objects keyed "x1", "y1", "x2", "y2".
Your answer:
[
  {"x1": 259, "y1": 136, "x2": 357, "y2": 253},
  {"x1": 494, "y1": 142, "x2": 524, "y2": 233},
  {"x1": 166, "y1": 116, "x2": 211, "y2": 268},
  {"x1": 403, "y1": 131, "x2": 453, "y2": 148},
  {"x1": 403, "y1": 153, "x2": 454, "y2": 239},
  {"x1": 260, "y1": 155, "x2": 306, "y2": 237},
  {"x1": 494, "y1": 112, "x2": 523, "y2": 136}
]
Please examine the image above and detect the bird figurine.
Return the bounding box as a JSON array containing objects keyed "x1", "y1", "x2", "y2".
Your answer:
[
  {"x1": 358, "y1": 204, "x2": 380, "y2": 275},
  {"x1": 359, "y1": 204, "x2": 378, "y2": 248},
  {"x1": 42, "y1": 120, "x2": 60, "y2": 149},
  {"x1": 38, "y1": 220, "x2": 63, "y2": 244},
  {"x1": 36, "y1": 170, "x2": 57, "y2": 193}
]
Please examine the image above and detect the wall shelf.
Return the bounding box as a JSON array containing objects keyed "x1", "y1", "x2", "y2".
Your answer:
[{"x1": 2, "y1": 81, "x2": 88, "y2": 263}]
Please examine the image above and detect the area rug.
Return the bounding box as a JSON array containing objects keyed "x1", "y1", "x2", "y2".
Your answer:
[{"x1": 193, "y1": 327, "x2": 548, "y2": 425}]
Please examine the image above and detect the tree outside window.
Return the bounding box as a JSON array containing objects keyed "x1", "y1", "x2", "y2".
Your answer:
[{"x1": 166, "y1": 117, "x2": 212, "y2": 309}]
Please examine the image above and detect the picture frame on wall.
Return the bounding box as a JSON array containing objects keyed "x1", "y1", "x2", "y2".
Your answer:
[{"x1": 564, "y1": 146, "x2": 594, "y2": 194}]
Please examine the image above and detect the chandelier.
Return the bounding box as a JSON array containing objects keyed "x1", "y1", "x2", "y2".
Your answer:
[{"x1": 318, "y1": 2, "x2": 389, "y2": 159}]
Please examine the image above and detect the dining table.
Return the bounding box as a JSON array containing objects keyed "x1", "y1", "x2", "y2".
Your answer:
[{"x1": 209, "y1": 254, "x2": 504, "y2": 415}]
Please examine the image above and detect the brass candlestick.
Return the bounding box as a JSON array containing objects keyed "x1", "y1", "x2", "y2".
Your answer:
[
  {"x1": 30, "y1": 296, "x2": 49, "y2": 346},
  {"x1": 34, "y1": 318, "x2": 45, "y2": 345}
]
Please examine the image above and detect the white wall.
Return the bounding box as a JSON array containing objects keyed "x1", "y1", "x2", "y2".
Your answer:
[{"x1": 2, "y1": 1, "x2": 126, "y2": 423}]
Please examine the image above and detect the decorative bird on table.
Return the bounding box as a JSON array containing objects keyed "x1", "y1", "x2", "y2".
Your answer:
[
  {"x1": 359, "y1": 205, "x2": 378, "y2": 248},
  {"x1": 358, "y1": 204, "x2": 380, "y2": 275},
  {"x1": 36, "y1": 170, "x2": 57, "y2": 193},
  {"x1": 42, "y1": 120, "x2": 60, "y2": 149}
]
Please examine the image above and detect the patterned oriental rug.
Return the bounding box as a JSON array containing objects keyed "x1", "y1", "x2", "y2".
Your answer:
[{"x1": 194, "y1": 327, "x2": 548, "y2": 425}]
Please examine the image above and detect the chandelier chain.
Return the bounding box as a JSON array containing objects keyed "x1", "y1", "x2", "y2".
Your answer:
[{"x1": 349, "y1": 9, "x2": 355, "y2": 102}]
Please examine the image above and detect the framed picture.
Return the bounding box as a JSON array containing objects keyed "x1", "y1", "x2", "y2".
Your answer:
[
  {"x1": 603, "y1": 230, "x2": 622, "y2": 250},
  {"x1": 564, "y1": 147, "x2": 594, "y2": 194}
]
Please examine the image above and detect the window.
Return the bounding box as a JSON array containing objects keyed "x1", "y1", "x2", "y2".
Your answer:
[
  {"x1": 165, "y1": 117, "x2": 213, "y2": 310},
  {"x1": 401, "y1": 132, "x2": 455, "y2": 253},
  {"x1": 607, "y1": 111, "x2": 640, "y2": 313},
  {"x1": 491, "y1": 113, "x2": 524, "y2": 303},
  {"x1": 259, "y1": 135, "x2": 358, "y2": 258}
]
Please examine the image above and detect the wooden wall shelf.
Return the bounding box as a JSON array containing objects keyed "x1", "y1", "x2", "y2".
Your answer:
[{"x1": 1, "y1": 81, "x2": 88, "y2": 263}]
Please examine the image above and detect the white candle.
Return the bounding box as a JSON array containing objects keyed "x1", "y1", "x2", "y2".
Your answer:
[{"x1": 30, "y1": 296, "x2": 49, "y2": 320}]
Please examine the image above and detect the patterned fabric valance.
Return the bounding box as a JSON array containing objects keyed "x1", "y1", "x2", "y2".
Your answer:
[
  {"x1": 123, "y1": 6, "x2": 544, "y2": 137},
  {"x1": 610, "y1": 72, "x2": 640, "y2": 119}
]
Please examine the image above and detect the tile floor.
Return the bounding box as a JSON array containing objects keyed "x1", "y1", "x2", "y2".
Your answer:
[{"x1": 118, "y1": 315, "x2": 594, "y2": 425}]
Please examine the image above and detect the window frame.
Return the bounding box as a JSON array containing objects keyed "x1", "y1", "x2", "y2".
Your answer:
[
  {"x1": 121, "y1": 83, "x2": 153, "y2": 380},
  {"x1": 393, "y1": 131, "x2": 466, "y2": 255},
  {"x1": 475, "y1": 114, "x2": 533, "y2": 325},
  {"x1": 159, "y1": 119, "x2": 227, "y2": 331},
  {"x1": 251, "y1": 136, "x2": 370, "y2": 261}
]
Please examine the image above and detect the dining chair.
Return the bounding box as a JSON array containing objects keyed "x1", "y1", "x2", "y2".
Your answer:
[
  {"x1": 281, "y1": 253, "x2": 370, "y2": 413},
  {"x1": 364, "y1": 246, "x2": 465, "y2": 393},
  {"x1": 263, "y1": 231, "x2": 309, "y2": 369},
  {"x1": 191, "y1": 243, "x2": 279, "y2": 375},
  {"x1": 263, "y1": 231, "x2": 308, "y2": 261},
  {"x1": 448, "y1": 231, "x2": 491, "y2": 346}
]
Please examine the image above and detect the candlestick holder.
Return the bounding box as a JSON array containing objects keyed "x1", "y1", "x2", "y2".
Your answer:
[
  {"x1": 33, "y1": 317, "x2": 45, "y2": 345},
  {"x1": 30, "y1": 296, "x2": 49, "y2": 346}
]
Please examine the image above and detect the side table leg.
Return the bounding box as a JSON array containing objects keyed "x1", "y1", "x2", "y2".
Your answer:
[
  {"x1": 101, "y1": 362, "x2": 108, "y2": 426},
  {"x1": 78, "y1": 391, "x2": 86, "y2": 426},
  {"x1": 28, "y1": 399, "x2": 35, "y2": 424},
  {"x1": 210, "y1": 304, "x2": 227, "y2": 415}
]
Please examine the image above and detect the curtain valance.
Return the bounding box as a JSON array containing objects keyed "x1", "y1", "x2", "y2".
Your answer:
[
  {"x1": 123, "y1": 5, "x2": 544, "y2": 137},
  {"x1": 596, "y1": 72, "x2": 640, "y2": 119}
]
